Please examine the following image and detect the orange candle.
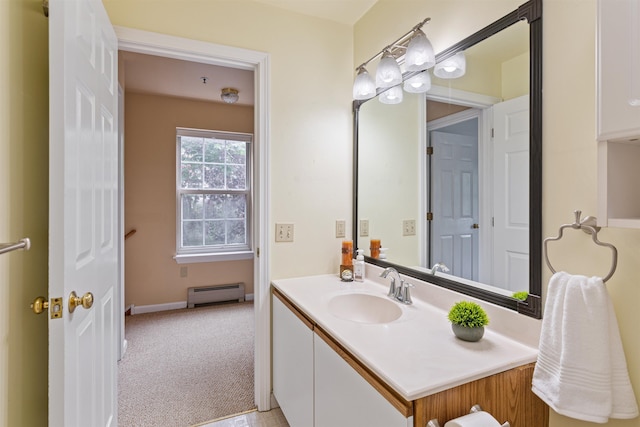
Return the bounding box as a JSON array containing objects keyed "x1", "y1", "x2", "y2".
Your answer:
[
  {"x1": 341, "y1": 241, "x2": 353, "y2": 266},
  {"x1": 370, "y1": 239, "x2": 381, "y2": 259}
]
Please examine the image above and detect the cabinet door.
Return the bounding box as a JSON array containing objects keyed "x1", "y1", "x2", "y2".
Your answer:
[
  {"x1": 272, "y1": 296, "x2": 314, "y2": 427},
  {"x1": 314, "y1": 333, "x2": 411, "y2": 427},
  {"x1": 597, "y1": 0, "x2": 640, "y2": 141}
]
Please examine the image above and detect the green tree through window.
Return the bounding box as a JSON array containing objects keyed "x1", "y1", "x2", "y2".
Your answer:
[{"x1": 177, "y1": 128, "x2": 252, "y2": 255}]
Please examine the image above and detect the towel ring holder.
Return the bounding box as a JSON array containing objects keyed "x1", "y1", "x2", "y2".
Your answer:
[{"x1": 543, "y1": 210, "x2": 618, "y2": 282}]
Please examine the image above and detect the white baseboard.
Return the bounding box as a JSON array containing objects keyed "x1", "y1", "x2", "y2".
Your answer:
[
  {"x1": 131, "y1": 301, "x2": 187, "y2": 315},
  {"x1": 130, "y1": 296, "x2": 253, "y2": 315}
]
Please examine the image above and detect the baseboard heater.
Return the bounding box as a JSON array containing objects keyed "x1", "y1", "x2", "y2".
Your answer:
[{"x1": 187, "y1": 283, "x2": 245, "y2": 308}]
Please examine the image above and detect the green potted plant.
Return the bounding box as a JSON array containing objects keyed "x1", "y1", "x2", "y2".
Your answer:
[
  {"x1": 447, "y1": 301, "x2": 489, "y2": 342},
  {"x1": 512, "y1": 291, "x2": 529, "y2": 301}
]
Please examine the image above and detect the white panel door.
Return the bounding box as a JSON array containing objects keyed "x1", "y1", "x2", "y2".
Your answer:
[
  {"x1": 492, "y1": 95, "x2": 529, "y2": 292},
  {"x1": 49, "y1": 0, "x2": 119, "y2": 425},
  {"x1": 430, "y1": 131, "x2": 479, "y2": 280}
]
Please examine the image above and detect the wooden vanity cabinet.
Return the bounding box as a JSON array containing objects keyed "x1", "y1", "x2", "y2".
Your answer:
[{"x1": 272, "y1": 287, "x2": 548, "y2": 427}]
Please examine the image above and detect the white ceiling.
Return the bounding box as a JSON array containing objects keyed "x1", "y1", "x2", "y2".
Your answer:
[
  {"x1": 251, "y1": 0, "x2": 378, "y2": 25},
  {"x1": 121, "y1": 1, "x2": 378, "y2": 106},
  {"x1": 121, "y1": 51, "x2": 255, "y2": 106}
]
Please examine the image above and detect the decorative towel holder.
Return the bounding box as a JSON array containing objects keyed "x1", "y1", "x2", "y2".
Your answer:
[{"x1": 543, "y1": 210, "x2": 618, "y2": 282}]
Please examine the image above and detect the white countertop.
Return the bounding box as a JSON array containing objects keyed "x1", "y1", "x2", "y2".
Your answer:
[{"x1": 272, "y1": 270, "x2": 540, "y2": 401}]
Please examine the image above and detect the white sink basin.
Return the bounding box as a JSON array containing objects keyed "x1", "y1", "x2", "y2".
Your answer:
[{"x1": 328, "y1": 293, "x2": 402, "y2": 324}]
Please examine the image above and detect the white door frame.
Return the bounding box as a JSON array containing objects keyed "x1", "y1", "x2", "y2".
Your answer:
[
  {"x1": 115, "y1": 27, "x2": 272, "y2": 411},
  {"x1": 423, "y1": 86, "x2": 499, "y2": 275}
]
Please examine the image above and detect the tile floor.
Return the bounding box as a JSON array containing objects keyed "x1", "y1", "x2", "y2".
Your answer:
[{"x1": 195, "y1": 408, "x2": 290, "y2": 427}]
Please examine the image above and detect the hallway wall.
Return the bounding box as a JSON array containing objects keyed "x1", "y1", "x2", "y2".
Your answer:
[{"x1": 124, "y1": 92, "x2": 255, "y2": 307}]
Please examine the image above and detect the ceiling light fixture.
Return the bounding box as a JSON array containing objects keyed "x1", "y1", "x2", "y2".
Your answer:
[{"x1": 221, "y1": 87, "x2": 239, "y2": 104}]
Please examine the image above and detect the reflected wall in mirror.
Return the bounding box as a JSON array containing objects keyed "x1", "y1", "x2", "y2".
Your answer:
[{"x1": 354, "y1": 0, "x2": 542, "y2": 318}]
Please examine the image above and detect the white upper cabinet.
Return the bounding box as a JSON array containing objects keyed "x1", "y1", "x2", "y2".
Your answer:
[
  {"x1": 597, "y1": 0, "x2": 640, "y2": 228},
  {"x1": 597, "y1": 0, "x2": 640, "y2": 141}
]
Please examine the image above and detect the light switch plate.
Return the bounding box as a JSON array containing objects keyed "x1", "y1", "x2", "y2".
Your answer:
[
  {"x1": 360, "y1": 219, "x2": 369, "y2": 237},
  {"x1": 275, "y1": 223, "x2": 294, "y2": 242},
  {"x1": 403, "y1": 219, "x2": 416, "y2": 236},
  {"x1": 336, "y1": 220, "x2": 346, "y2": 238}
]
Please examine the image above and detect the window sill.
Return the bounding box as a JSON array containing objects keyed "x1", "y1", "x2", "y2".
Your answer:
[{"x1": 174, "y1": 251, "x2": 254, "y2": 264}]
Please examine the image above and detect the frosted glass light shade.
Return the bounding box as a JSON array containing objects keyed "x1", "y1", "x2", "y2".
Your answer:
[
  {"x1": 405, "y1": 30, "x2": 435, "y2": 71},
  {"x1": 353, "y1": 67, "x2": 376, "y2": 100},
  {"x1": 434, "y1": 52, "x2": 466, "y2": 79},
  {"x1": 379, "y1": 85, "x2": 403, "y2": 104},
  {"x1": 376, "y1": 51, "x2": 402, "y2": 88},
  {"x1": 403, "y1": 71, "x2": 431, "y2": 93}
]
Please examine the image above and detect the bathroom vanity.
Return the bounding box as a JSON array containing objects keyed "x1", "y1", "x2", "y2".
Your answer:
[{"x1": 271, "y1": 269, "x2": 548, "y2": 427}]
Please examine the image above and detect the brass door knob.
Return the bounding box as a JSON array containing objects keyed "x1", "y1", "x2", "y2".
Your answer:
[
  {"x1": 472, "y1": 223, "x2": 480, "y2": 229},
  {"x1": 69, "y1": 291, "x2": 94, "y2": 313},
  {"x1": 31, "y1": 296, "x2": 49, "y2": 315}
]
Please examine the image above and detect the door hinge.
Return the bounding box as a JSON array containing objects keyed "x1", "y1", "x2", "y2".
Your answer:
[
  {"x1": 491, "y1": 128, "x2": 495, "y2": 138},
  {"x1": 492, "y1": 217, "x2": 495, "y2": 227},
  {"x1": 256, "y1": 247, "x2": 260, "y2": 258},
  {"x1": 426, "y1": 212, "x2": 433, "y2": 221},
  {"x1": 426, "y1": 146, "x2": 433, "y2": 155}
]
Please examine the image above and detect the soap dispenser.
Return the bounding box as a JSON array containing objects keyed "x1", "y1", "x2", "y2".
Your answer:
[{"x1": 353, "y1": 249, "x2": 365, "y2": 282}]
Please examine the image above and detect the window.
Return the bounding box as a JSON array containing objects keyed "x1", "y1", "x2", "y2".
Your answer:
[{"x1": 175, "y1": 128, "x2": 253, "y2": 262}]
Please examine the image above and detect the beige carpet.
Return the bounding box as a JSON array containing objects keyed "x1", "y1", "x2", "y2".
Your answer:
[{"x1": 118, "y1": 302, "x2": 256, "y2": 427}]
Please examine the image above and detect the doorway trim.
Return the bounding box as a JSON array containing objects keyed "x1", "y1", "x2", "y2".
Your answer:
[{"x1": 115, "y1": 26, "x2": 272, "y2": 411}]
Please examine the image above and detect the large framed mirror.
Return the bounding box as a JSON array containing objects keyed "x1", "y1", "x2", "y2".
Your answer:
[{"x1": 353, "y1": 0, "x2": 542, "y2": 318}]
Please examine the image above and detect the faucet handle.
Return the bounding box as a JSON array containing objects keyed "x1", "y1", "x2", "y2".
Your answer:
[
  {"x1": 401, "y1": 281, "x2": 414, "y2": 305},
  {"x1": 387, "y1": 277, "x2": 397, "y2": 298}
]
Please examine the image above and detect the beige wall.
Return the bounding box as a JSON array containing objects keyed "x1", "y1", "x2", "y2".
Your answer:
[
  {"x1": 103, "y1": 0, "x2": 355, "y2": 279},
  {"x1": 355, "y1": 2, "x2": 639, "y2": 427},
  {"x1": 359, "y1": 93, "x2": 422, "y2": 265},
  {"x1": 124, "y1": 92, "x2": 255, "y2": 306},
  {"x1": 3, "y1": 0, "x2": 639, "y2": 425},
  {"x1": 0, "y1": 0, "x2": 49, "y2": 425}
]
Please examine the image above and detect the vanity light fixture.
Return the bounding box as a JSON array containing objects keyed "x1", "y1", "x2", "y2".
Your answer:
[
  {"x1": 379, "y1": 85, "x2": 403, "y2": 104},
  {"x1": 433, "y1": 52, "x2": 466, "y2": 79},
  {"x1": 352, "y1": 17, "x2": 433, "y2": 100},
  {"x1": 376, "y1": 50, "x2": 403, "y2": 88},
  {"x1": 221, "y1": 87, "x2": 239, "y2": 104},
  {"x1": 353, "y1": 66, "x2": 377, "y2": 100},
  {"x1": 403, "y1": 70, "x2": 431, "y2": 93},
  {"x1": 405, "y1": 29, "x2": 436, "y2": 71}
]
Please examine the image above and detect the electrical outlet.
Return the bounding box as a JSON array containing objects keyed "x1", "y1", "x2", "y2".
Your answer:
[
  {"x1": 403, "y1": 219, "x2": 416, "y2": 236},
  {"x1": 275, "y1": 223, "x2": 294, "y2": 242},
  {"x1": 360, "y1": 219, "x2": 369, "y2": 237},
  {"x1": 335, "y1": 220, "x2": 346, "y2": 238},
  {"x1": 180, "y1": 266, "x2": 188, "y2": 278}
]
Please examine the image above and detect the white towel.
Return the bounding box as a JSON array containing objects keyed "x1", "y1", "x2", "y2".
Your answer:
[{"x1": 532, "y1": 272, "x2": 639, "y2": 423}]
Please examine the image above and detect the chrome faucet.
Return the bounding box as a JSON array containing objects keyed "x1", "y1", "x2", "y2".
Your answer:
[
  {"x1": 430, "y1": 262, "x2": 450, "y2": 275},
  {"x1": 379, "y1": 267, "x2": 413, "y2": 305}
]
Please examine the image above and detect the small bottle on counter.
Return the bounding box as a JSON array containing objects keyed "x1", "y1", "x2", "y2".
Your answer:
[
  {"x1": 379, "y1": 248, "x2": 388, "y2": 260},
  {"x1": 340, "y1": 241, "x2": 354, "y2": 281},
  {"x1": 370, "y1": 239, "x2": 381, "y2": 259},
  {"x1": 353, "y1": 249, "x2": 365, "y2": 282}
]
